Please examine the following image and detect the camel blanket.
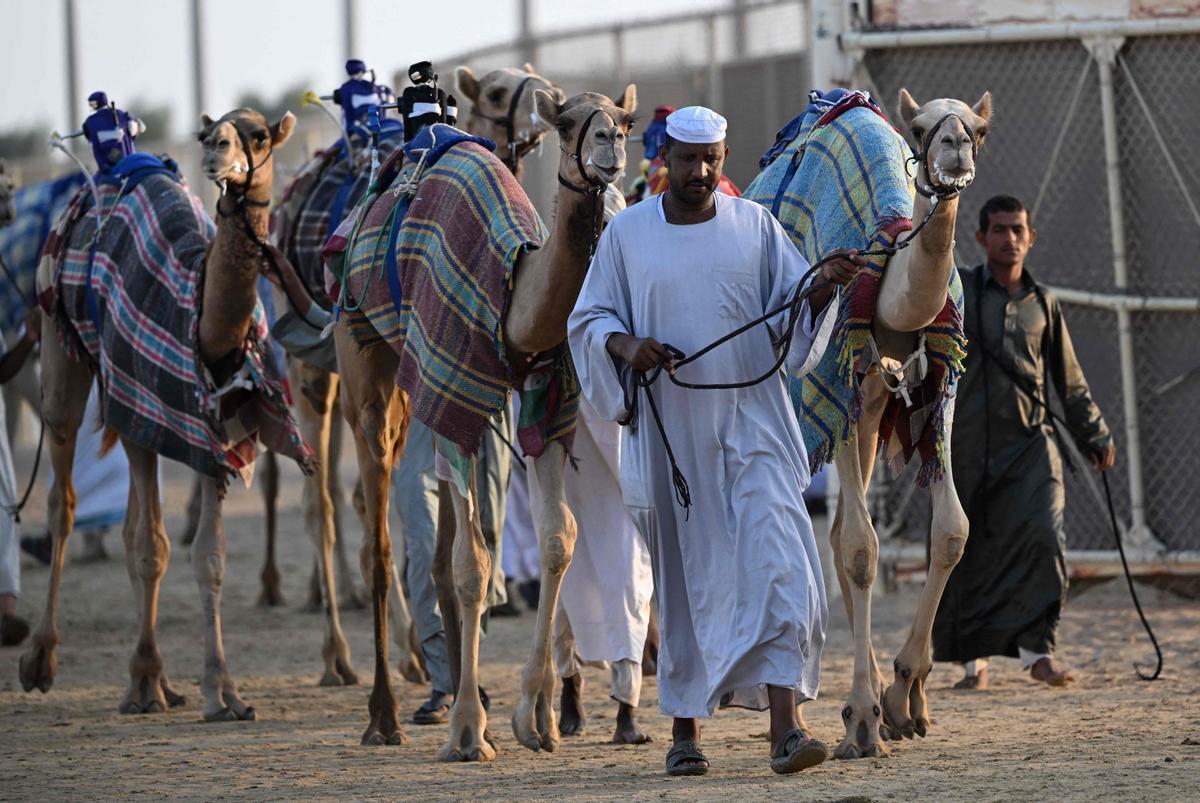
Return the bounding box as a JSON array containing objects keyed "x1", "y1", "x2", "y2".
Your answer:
[
  {"x1": 36, "y1": 154, "x2": 315, "y2": 488},
  {"x1": 271, "y1": 123, "x2": 404, "y2": 307},
  {"x1": 743, "y1": 89, "x2": 966, "y2": 486},
  {"x1": 325, "y1": 124, "x2": 576, "y2": 458}
]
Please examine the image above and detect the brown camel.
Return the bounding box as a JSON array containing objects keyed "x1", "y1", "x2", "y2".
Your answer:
[
  {"x1": 827, "y1": 90, "x2": 990, "y2": 759},
  {"x1": 333, "y1": 84, "x2": 636, "y2": 756},
  {"x1": 260, "y1": 64, "x2": 563, "y2": 691},
  {"x1": 20, "y1": 108, "x2": 302, "y2": 720}
]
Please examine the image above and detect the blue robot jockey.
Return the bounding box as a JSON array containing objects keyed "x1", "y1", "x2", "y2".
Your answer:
[
  {"x1": 332, "y1": 59, "x2": 397, "y2": 138},
  {"x1": 69, "y1": 92, "x2": 145, "y2": 174}
]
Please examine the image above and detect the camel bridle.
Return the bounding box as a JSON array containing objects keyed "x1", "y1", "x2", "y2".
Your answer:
[
  {"x1": 556, "y1": 107, "x2": 617, "y2": 259},
  {"x1": 909, "y1": 111, "x2": 979, "y2": 200},
  {"x1": 472, "y1": 76, "x2": 546, "y2": 173}
]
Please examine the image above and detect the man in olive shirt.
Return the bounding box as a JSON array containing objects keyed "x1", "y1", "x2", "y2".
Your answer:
[{"x1": 934, "y1": 195, "x2": 1116, "y2": 689}]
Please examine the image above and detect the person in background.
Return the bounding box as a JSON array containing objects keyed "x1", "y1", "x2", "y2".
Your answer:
[
  {"x1": 934, "y1": 195, "x2": 1116, "y2": 689},
  {"x1": 0, "y1": 307, "x2": 41, "y2": 645}
]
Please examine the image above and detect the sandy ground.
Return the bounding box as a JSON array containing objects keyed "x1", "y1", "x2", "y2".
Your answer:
[{"x1": 2, "y1": 443, "x2": 1198, "y2": 802}]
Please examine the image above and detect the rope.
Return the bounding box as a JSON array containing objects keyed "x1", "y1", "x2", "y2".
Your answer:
[{"x1": 1116, "y1": 54, "x2": 1200, "y2": 230}]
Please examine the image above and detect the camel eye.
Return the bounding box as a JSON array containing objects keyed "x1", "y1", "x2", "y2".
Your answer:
[{"x1": 488, "y1": 89, "x2": 506, "y2": 104}]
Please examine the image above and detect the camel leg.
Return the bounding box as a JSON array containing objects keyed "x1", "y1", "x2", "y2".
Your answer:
[
  {"x1": 291, "y1": 362, "x2": 356, "y2": 686},
  {"x1": 438, "y1": 466, "x2": 496, "y2": 762},
  {"x1": 831, "y1": 380, "x2": 890, "y2": 760},
  {"x1": 181, "y1": 476, "x2": 202, "y2": 546},
  {"x1": 512, "y1": 441, "x2": 577, "y2": 754},
  {"x1": 881, "y1": 397, "x2": 968, "y2": 739},
  {"x1": 329, "y1": 402, "x2": 366, "y2": 610},
  {"x1": 192, "y1": 473, "x2": 256, "y2": 721},
  {"x1": 256, "y1": 450, "x2": 284, "y2": 607},
  {"x1": 335, "y1": 326, "x2": 408, "y2": 746},
  {"x1": 118, "y1": 481, "x2": 186, "y2": 708},
  {"x1": 18, "y1": 316, "x2": 90, "y2": 695},
  {"x1": 116, "y1": 439, "x2": 172, "y2": 715},
  {"x1": 388, "y1": 561, "x2": 426, "y2": 684},
  {"x1": 432, "y1": 480, "x2": 463, "y2": 692}
]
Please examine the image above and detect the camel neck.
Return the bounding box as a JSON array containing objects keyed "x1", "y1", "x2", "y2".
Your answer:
[{"x1": 199, "y1": 190, "x2": 270, "y2": 365}]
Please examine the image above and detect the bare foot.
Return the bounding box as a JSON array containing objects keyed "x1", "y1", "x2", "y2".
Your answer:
[
  {"x1": 1030, "y1": 657, "x2": 1074, "y2": 687},
  {"x1": 612, "y1": 702, "x2": 652, "y2": 744},
  {"x1": 559, "y1": 673, "x2": 586, "y2": 736},
  {"x1": 953, "y1": 668, "x2": 988, "y2": 690}
]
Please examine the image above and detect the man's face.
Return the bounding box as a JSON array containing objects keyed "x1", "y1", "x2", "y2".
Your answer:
[
  {"x1": 665, "y1": 140, "x2": 727, "y2": 208},
  {"x1": 976, "y1": 209, "x2": 1036, "y2": 269},
  {"x1": 89, "y1": 101, "x2": 100, "y2": 111}
]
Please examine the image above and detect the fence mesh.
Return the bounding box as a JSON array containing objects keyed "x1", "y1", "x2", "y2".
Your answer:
[{"x1": 862, "y1": 35, "x2": 1200, "y2": 555}]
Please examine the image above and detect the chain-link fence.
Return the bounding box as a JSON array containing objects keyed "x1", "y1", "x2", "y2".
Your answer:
[
  {"x1": 436, "y1": 0, "x2": 809, "y2": 213},
  {"x1": 853, "y1": 27, "x2": 1200, "y2": 561}
]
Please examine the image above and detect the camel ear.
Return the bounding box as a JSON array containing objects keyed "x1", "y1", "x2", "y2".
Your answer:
[
  {"x1": 898, "y1": 88, "x2": 920, "y2": 128},
  {"x1": 271, "y1": 111, "x2": 296, "y2": 148},
  {"x1": 200, "y1": 113, "x2": 215, "y2": 129},
  {"x1": 523, "y1": 62, "x2": 537, "y2": 74},
  {"x1": 456, "y1": 66, "x2": 480, "y2": 103},
  {"x1": 972, "y1": 90, "x2": 992, "y2": 122},
  {"x1": 616, "y1": 84, "x2": 638, "y2": 115},
  {"x1": 533, "y1": 89, "x2": 560, "y2": 127}
]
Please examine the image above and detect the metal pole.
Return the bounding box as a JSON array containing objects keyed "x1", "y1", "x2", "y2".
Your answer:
[
  {"x1": 63, "y1": 0, "x2": 80, "y2": 132},
  {"x1": 1087, "y1": 35, "x2": 1157, "y2": 549},
  {"x1": 343, "y1": 0, "x2": 358, "y2": 62},
  {"x1": 190, "y1": 0, "x2": 207, "y2": 123},
  {"x1": 518, "y1": 0, "x2": 536, "y2": 67},
  {"x1": 734, "y1": 0, "x2": 749, "y2": 57},
  {"x1": 706, "y1": 15, "x2": 722, "y2": 111}
]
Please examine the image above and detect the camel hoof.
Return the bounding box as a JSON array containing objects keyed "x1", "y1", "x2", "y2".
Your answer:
[
  {"x1": 913, "y1": 717, "x2": 928, "y2": 738},
  {"x1": 833, "y1": 738, "x2": 889, "y2": 760},
  {"x1": 319, "y1": 671, "x2": 345, "y2": 687},
  {"x1": 256, "y1": 587, "x2": 286, "y2": 608},
  {"x1": 398, "y1": 658, "x2": 425, "y2": 685},
  {"x1": 511, "y1": 702, "x2": 542, "y2": 751},
  {"x1": 832, "y1": 740, "x2": 861, "y2": 761},
  {"x1": 438, "y1": 733, "x2": 497, "y2": 762},
  {"x1": 238, "y1": 706, "x2": 257, "y2": 721},
  {"x1": 204, "y1": 707, "x2": 239, "y2": 723},
  {"x1": 18, "y1": 643, "x2": 56, "y2": 693},
  {"x1": 361, "y1": 728, "x2": 407, "y2": 746},
  {"x1": 161, "y1": 681, "x2": 187, "y2": 709}
]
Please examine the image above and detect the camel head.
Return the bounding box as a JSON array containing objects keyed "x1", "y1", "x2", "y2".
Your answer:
[
  {"x1": 534, "y1": 85, "x2": 637, "y2": 188},
  {"x1": 198, "y1": 108, "x2": 295, "y2": 197},
  {"x1": 456, "y1": 64, "x2": 564, "y2": 167},
  {"x1": 898, "y1": 89, "x2": 991, "y2": 194},
  {"x1": 0, "y1": 159, "x2": 15, "y2": 227}
]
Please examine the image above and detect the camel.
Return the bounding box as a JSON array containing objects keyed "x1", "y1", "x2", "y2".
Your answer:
[
  {"x1": 262, "y1": 64, "x2": 562, "y2": 691},
  {"x1": 331, "y1": 84, "x2": 635, "y2": 756},
  {"x1": 821, "y1": 90, "x2": 990, "y2": 758},
  {"x1": 20, "y1": 108, "x2": 306, "y2": 720}
]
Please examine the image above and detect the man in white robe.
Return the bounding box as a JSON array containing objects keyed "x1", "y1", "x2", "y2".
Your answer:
[{"x1": 568, "y1": 106, "x2": 861, "y2": 776}]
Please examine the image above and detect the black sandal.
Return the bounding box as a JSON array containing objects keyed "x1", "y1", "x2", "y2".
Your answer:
[
  {"x1": 666, "y1": 739, "x2": 709, "y2": 776},
  {"x1": 770, "y1": 728, "x2": 827, "y2": 775},
  {"x1": 411, "y1": 692, "x2": 451, "y2": 725}
]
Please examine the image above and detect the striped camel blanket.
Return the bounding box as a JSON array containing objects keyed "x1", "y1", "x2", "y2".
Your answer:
[
  {"x1": 744, "y1": 89, "x2": 966, "y2": 486},
  {"x1": 36, "y1": 154, "x2": 314, "y2": 489},
  {"x1": 271, "y1": 123, "x2": 404, "y2": 307},
  {"x1": 325, "y1": 124, "x2": 577, "y2": 462}
]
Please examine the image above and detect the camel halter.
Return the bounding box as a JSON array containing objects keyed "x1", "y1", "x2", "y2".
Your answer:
[
  {"x1": 908, "y1": 112, "x2": 978, "y2": 200},
  {"x1": 556, "y1": 107, "x2": 613, "y2": 258},
  {"x1": 473, "y1": 76, "x2": 544, "y2": 172}
]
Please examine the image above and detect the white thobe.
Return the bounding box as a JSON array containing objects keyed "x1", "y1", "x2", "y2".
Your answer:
[{"x1": 568, "y1": 193, "x2": 833, "y2": 718}]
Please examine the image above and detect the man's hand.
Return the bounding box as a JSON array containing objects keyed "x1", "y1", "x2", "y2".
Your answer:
[
  {"x1": 1091, "y1": 445, "x2": 1116, "y2": 472},
  {"x1": 606, "y1": 333, "x2": 674, "y2": 373},
  {"x1": 808, "y1": 248, "x2": 868, "y2": 319},
  {"x1": 820, "y1": 248, "x2": 868, "y2": 286},
  {"x1": 22, "y1": 307, "x2": 41, "y2": 345}
]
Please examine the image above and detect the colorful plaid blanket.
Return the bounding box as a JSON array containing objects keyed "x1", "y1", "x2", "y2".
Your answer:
[
  {"x1": 325, "y1": 124, "x2": 572, "y2": 459},
  {"x1": 744, "y1": 90, "x2": 966, "y2": 486},
  {"x1": 272, "y1": 125, "x2": 404, "y2": 307},
  {"x1": 0, "y1": 173, "x2": 85, "y2": 335},
  {"x1": 36, "y1": 157, "x2": 314, "y2": 489}
]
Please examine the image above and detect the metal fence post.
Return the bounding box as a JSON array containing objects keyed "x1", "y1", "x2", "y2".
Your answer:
[{"x1": 1084, "y1": 35, "x2": 1157, "y2": 550}]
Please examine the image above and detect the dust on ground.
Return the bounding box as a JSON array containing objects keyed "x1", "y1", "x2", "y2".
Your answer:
[{"x1": 2, "y1": 446, "x2": 1198, "y2": 801}]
